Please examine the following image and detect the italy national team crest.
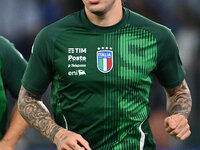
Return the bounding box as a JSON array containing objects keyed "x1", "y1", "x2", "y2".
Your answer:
[{"x1": 97, "y1": 48, "x2": 113, "y2": 73}]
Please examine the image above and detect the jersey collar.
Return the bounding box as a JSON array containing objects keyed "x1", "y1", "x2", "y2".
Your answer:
[{"x1": 80, "y1": 7, "x2": 130, "y2": 33}]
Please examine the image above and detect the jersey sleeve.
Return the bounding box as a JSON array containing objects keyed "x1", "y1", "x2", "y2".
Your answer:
[
  {"x1": 0, "y1": 37, "x2": 27, "y2": 98},
  {"x1": 154, "y1": 29, "x2": 185, "y2": 88},
  {"x1": 22, "y1": 29, "x2": 54, "y2": 95}
]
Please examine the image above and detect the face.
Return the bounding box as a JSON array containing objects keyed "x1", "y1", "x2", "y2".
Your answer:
[{"x1": 82, "y1": 0, "x2": 119, "y2": 15}]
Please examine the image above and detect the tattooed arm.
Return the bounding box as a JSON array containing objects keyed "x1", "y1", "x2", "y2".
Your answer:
[
  {"x1": 18, "y1": 86, "x2": 91, "y2": 150},
  {"x1": 164, "y1": 79, "x2": 192, "y2": 140}
]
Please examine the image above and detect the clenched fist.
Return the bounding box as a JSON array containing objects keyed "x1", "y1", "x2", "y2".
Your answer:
[{"x1": 164, "y1": 114, "x2": 191, "y2": 140}]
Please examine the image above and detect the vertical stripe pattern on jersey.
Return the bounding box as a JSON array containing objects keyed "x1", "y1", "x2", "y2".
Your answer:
[{"x1": 103, "y1": 24, "x2": 157, "y2": 149}]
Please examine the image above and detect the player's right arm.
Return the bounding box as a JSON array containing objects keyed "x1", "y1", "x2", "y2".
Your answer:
[{"x1": 18, "y1": 86, "x2": 91, "y2": 150}]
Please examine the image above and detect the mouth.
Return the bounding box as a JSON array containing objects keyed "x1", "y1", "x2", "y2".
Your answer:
[{"x1": 88, "y1": 0, "x2": 100, "y2": 4}]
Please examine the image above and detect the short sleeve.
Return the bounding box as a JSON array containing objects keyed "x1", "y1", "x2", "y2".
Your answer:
[
  {"x1": 0, "y1": 37, "x2": 27, "y2": 98},
  {"x1": 154, "y1": 29, "x2": 185, "y2": 88},
  {"x1": 22, "y1": 29, "x2": 54, "y2": 95}
]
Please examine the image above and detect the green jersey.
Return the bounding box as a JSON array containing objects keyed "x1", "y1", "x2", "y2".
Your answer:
[
  {"x1": 0, "y1": 36, "x2": 27, "y2": 139},
  {"x1": 22, "y1": 8, "x2": 185, "y2": 150}
]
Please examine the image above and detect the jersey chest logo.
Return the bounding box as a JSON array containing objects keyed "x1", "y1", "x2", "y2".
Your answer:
[{"x1": 97, "y1": 48, "x2": 113, "y2": 73}]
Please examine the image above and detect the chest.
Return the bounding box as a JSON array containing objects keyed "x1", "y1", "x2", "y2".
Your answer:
[{"x1": 53, "y1": 29, "x2": 157, "y2": 84}]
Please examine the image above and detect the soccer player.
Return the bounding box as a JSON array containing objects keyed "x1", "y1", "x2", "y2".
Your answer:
[
  {"x1": 0, "y1": 36, "x2": 28, "y2": 150},
  {"x1": 18, "y1": 0, "x2": 192, "y2": 149}
]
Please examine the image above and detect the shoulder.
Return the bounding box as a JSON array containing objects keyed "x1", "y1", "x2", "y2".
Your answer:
[
  {"x1": 35, "y1": 11, "x2": 81, "y2": 43},
  {"x1": 0, "y1": 36, "x2": 17, "y2": 57},
  {"x1": 126, "y1": 8, "x2": 175, "y2": 42},
  {"x1": 0, "y1": 36, "x2": 12, "y2": 48},
  {"x1": 0, "y1": 36, "x2": 26, "y2": 66}
]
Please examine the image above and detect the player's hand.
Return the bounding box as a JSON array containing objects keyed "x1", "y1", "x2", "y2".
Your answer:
[
  {"x1": 0, "y1": 140, "x2": 14, "y2": 150},
  {"x1": 54, "y1": 128, "x2": 91, "y2": 150},
  {"x1": 164, "y1": 114, "x2": 191, "y2": 140}
]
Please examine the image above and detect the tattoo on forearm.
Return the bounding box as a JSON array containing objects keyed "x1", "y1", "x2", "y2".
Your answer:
[
  {"x1": 166, "y1": 80, "x2": 192, "y2": 118},
  {"x1": 49, "y1": 126, "x2": 62, "y2": 142},
  {"x1": 18, "y1": 86, "x2": 61, "y2": 142}
]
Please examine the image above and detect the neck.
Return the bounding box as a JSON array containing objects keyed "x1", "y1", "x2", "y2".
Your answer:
[{"x1": 85, "y1": 3, "x2": 123, "y2": 27}]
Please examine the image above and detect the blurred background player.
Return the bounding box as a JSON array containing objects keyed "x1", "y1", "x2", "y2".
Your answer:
[
  {"x1": 18, "y1": 0, "x2": 192, "y2": 150},
  {"x1": 0, "y1": 36, "x2": 28, "y2": 150}
]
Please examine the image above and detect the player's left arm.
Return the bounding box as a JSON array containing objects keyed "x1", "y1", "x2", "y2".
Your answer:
[
  {"x1": 0, "y1": 38, "x2": 28, "y2": 150},
  {"x1": 164, "y1": 79, "x2": 192, "y2": 140},
  {"x1": 0, "y1": 103, "x2": 28, "y2": 150}
]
